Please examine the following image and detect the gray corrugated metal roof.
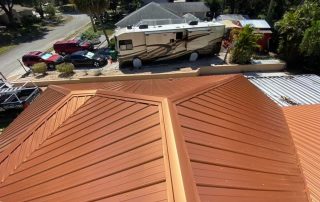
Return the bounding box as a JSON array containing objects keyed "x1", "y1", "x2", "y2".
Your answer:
[
  {"x1": 115, "y1": 2, "x2": 182, "y2": 28},
  {"x1": 247, "y1": 74, "x2": 320, "y2": 107},
  {"x1": 240, "y1": 20, "x2": 271, "y2": 29},
  {"x1": 160, "y1": 2, "x2": 210, "y2": 14},
  {"x1": 216, "y1": 14, "x2": 247, "y2": 21}
]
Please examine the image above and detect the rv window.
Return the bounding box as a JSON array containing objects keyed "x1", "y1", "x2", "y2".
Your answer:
[
  {"x1": 119, "y1": 40, "x2": 133, "y2": 51},
  {"x1": 176, "y1": 32, "x2": 183, "y2": 40}
]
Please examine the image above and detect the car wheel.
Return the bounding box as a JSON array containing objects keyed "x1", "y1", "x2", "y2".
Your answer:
[
  {"x1": 47, "y1": 63, "x2": 55, "y2": 70},
  {"x1": 133, "y1": 58, "x2": 142, "y2": 69},
  {"x1": 93, "y1": 61, "x2": 100, "y2": 67},
  {"x1": 189, "y1": 52, "x2": 199, "y2": 62}
]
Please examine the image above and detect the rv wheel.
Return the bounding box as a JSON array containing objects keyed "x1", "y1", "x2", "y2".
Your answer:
[
  {"x1": 133, "y1": 58, "x2": 142, "y2": 69},
  {"x1": 189, "y1": 52, "x2": 199, "y2": 62}
]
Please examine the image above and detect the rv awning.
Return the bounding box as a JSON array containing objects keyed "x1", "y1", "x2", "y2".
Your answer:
[{"x1": 219, "y1": 20, "x2": 241, "y2": 28}]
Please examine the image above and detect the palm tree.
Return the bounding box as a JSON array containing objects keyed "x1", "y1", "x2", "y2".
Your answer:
[{"x1": 230, "y1": 25, "x2": 262, "y2": 64}]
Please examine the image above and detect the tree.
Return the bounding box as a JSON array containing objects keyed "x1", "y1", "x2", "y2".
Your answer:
[
  {"x1": 275, "y1": 0, "x2": 320, "y2": 68},
  {"x1": 32, "y1": 0, "x2": 45, "y2": 19},
  {"x1": 72, "y1": 0, "x2": 110, "y2": 44},
  {"x1": 0, "y1": 0, "x2": 15, "y2": 25},
  {"x1": 204, "y1": 0, "x2": 222, "y2": 16},
  {"x1": 299, "y1": 20, "x2": 320, "y2": 68},
  {"x1": 230, "y1": 25, "x2": 261, "y2": 64},
  {"x1": 44, "y1": 3, "x2": 56, "y2": 18},
  {"x1": 109, "y1": 0, "x2": 117, "y2": 13}
]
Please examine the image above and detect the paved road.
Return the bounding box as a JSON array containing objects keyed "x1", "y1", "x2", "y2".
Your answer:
[{"x1": 0, "y1": 14, "x2": 90, "y2": 78}]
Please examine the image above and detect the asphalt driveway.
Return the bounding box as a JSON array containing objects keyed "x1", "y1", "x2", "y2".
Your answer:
[{"x1": 0, "y1": 14, "x2": 90, "y2": 78}]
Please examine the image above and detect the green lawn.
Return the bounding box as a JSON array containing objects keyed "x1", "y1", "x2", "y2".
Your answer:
[
  {"x1": 84, "y1": 25, "x2": 115, "y2": 37},
  {"x1": 0, "y1": 44, "x2": 16, "y2": 55}
]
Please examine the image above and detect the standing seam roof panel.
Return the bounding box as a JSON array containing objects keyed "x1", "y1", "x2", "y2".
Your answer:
[
  {"x1": 176, "y1": 76, "x2": 309, "y2": 201},
  {"x1": 284, "y1": 105, "x2": 320, "y2": 202}
]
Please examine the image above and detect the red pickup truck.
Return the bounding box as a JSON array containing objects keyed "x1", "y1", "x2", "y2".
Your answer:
[{"x1": 53, "y1": 39, "x2": 94, "y2": 55}]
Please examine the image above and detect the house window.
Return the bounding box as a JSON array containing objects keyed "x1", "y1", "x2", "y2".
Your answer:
[
  {"x1": 119, "y1": 40, "x2": 133, "y2": 51},
  {"x1": 176, "y1": 32, "x2": 183, "y2": 40}
]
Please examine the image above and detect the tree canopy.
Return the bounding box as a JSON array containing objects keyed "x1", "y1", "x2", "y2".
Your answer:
[
  {"x1": 72, "y1": 0, "x2": 110, "y2": 43},
  {"x1": 275, "y1": 0, "x2": 320, "y2": 69}
]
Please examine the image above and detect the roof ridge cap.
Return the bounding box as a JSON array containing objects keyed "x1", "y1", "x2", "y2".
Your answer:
[
  {"x1": 96, "y1": 89, "x2": 165, "y2": 103},
  {"x1": 0, "y1": 91, "x2": 95, "y2": 182},
  {"x1": 160, "y1": 98, "x2": 200, "y2": 202}
]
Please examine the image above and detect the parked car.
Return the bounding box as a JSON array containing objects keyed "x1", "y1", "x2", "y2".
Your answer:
[
  {"x1": 22, "y1": 51, "x2": 64, "y2": 69},
  {"x1": 53, "y1": 39, "x2": 94, "y2": 55},
  {"x1": 63, "y1": 51, "x2": 108, "y2": 67}
]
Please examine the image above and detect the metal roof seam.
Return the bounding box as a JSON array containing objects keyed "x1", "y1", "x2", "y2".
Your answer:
[
  {"x1": 161, "y1": 98, "x2": 201, "y2": 202},
  {"x1": 171, "y1": 74, "x2": 240, "y2": 103},
  {"x1": 0, "y1": 92, "x2": 96, "y2": 183},
  {"x1": 283, "y1": 107, "x2": 315, "y2": 202},
  {"x1": 96, "y1": 89, "x2": 165, "y2": 104},
  {"x1": 49, "y1": 85, "x2": 71, "y2": 95}
]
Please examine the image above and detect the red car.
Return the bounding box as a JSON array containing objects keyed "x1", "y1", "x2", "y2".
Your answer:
[
  {"x1": 22, "y1": 51, "x2": 64, "y2": 69},
  {"x1": 53, "y1": 39, "x2": 94, "y2": 55}
]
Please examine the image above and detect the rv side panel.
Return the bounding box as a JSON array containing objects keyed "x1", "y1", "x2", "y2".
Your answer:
[
  {"x1": 146, "y1": 32, "x2": 175, "y2": 58},
  {"x1": 117, "y1": 32, "x2": 146, "y2": 64}
]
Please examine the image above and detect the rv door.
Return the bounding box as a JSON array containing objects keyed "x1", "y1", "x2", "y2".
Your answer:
[
  {"x1": 187, "y1": 29, "x2": 210, "y2": 51},
  {"x1": 146, "y1": 32, "x2": 175, "y2": 59}
]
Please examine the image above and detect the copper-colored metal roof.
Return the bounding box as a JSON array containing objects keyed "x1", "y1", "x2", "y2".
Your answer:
[
  {"x1": 284, "y1": 105, "x2": 320, "y2": 202},
  {"x1": 60, "y1": 75, "x2": 232, "y2": 97},
  {"x1": 174, "y1": 76, "x2": 308, "y2": 202},
  {"x1": 0, "y1": 75, "x2": 313, "y2": 201},
  {"x1": 0, "y1": 86, "x2": 69, "y2": 154}
]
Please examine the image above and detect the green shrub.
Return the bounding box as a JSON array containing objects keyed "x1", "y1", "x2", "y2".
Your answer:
[
  {"x1": 56, "y1": 63, "x2": 74, "y2": 74},
  {"x1": 81, "y1": 29, "x2": 100, "y2": 41},
  {"x1": 32, "y1": 62, "x2": 47, "y2": 75},
  {"x1": 60, "y1": 4, "x2": 76, "y2": 13},
  {"x1": 230, "y1": 25, "x2": 261, "y2": 64},
  {"x1": 44, "y1": 4, "x2": 56, "y2": 18},
  {"x1": 109, "y1": 38, "x2": 116, "y2": 49}
]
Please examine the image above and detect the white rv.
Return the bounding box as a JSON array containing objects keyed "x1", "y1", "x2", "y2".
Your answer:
[{"x1": 114, "y1": 21, "x2": 225, "y2": 68}]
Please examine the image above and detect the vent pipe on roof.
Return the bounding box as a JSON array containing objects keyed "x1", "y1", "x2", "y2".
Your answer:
[
  {"x1": 189, "y1": 21, "x2": 198, "y2": 25},
  {"x1": 139, "y1": 25, "x2": 148, "y2": 29}
]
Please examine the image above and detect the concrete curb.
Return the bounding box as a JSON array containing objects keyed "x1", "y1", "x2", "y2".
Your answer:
[
  {"x1": 12, "y1": 70, "x2": 199, "y2": 87},
  {"x1": 12, "y1": 63, "x2": 285, "y2": 87},
  {"x1": 199, "y1": 63, "x2": 286, "y2": 75}
]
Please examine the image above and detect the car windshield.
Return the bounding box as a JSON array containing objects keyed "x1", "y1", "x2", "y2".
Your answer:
[
  {"x1": 85, "y1": 51, "x2": 95, "y2": 59},
  {"x1": 41, "y1": 53, "x2": 52, "y2": 60},
  {"x1": 79, "y1": 40, "x2": 86, "y2": 46}
]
